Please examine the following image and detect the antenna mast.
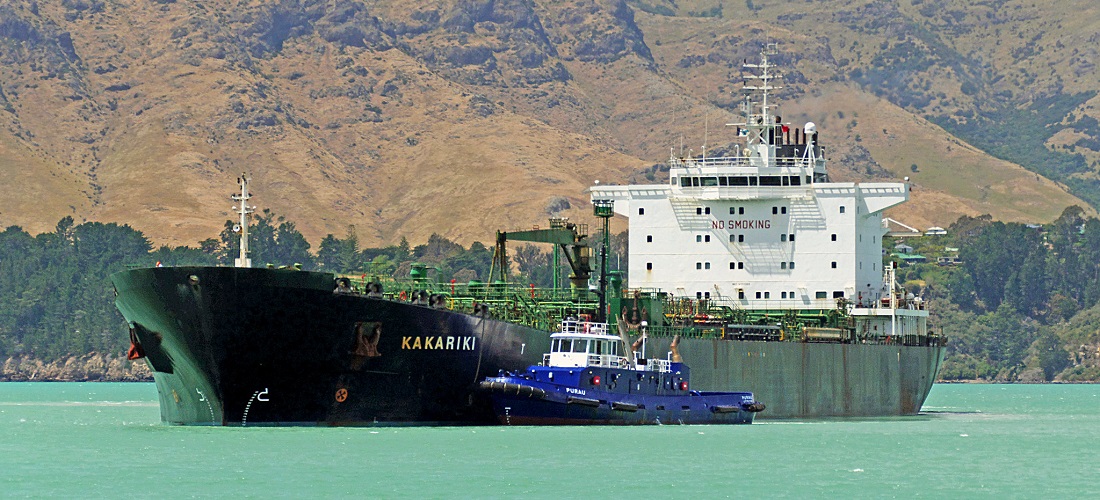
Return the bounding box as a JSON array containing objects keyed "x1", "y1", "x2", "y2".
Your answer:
[{"x1": 232, "y1": 174, "x2": 254, "y2": 268}]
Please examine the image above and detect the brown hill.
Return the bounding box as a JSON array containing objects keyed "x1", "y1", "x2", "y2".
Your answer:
[{"x1": 0, "y1": 0, "x2": 1096, "y2": 248}]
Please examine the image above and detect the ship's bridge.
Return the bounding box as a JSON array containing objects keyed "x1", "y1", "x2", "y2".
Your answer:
[{"x1": 546, "y1": 320, "x2": 630, "y2": 369}]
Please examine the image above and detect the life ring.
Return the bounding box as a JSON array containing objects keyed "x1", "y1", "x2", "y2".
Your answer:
[
  {"x1": 335, "y1": 388, "x2": 348, "y2": 403},
  {"x1": 398, "y1": 291, "x2": 407, "y2": 301}
]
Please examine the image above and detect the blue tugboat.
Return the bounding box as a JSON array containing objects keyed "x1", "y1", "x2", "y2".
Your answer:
[{"x1": 479, "y1": 319, "x2": 765, "y2": 425}]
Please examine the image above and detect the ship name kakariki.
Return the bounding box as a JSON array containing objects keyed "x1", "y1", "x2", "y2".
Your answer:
[{"x1": 401, "y1": 336, "x2": 477, "y2": 350}]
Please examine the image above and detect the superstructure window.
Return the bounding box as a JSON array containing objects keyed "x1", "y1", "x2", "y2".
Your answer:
[
  {"x1": 764, "y1": 292, "x2": 770, "y2": 299},
  {"x1": 729, "y1": 234, "x2": 736, "y2": 243},
  {"x1": 840, "y1": 206, "x2": 846, "y2": 213},
  {"x1": 697, "y1": 292, "x2": 703, "y2": 299},
  {"x1": 696, "y1": 262, "x2": 702, "y2": 270},
  {"x1": 772, "y1": 206, "x2": 778, "y2": 215},
  {"x1": 789, "y1": 262, "x2": 795, "y2": 269},
  {"x1": 833, "y1": 291, "x2": 845, "y2": 298},
  {"x1": 816, "y1": 291, "x2": 827, "y2": 299},
  {"x1": 755, "y1": 292, "x2": 761, "y2": 299},
  {"x1": 831, "y1": 262, "x2": 837, "y2": 269},
  {"x1": 729, "y1": 207, "x2": 736, "y2": 215},
  {"x1": 705, "y1": 207, "x2": 711, "y2": 214},
  {"x1": 789, "y1": 234, "x2": 795, "y2": 242},
  {"x1": 781, "y1": 234, "x2": 787, "y2": 242},
  {"x1": 697, "y1": 235, "x2": 703, "y2": 242},
  {"x1": 738, "y1": 235, "x2": 744, "y2": 243},
  {"x1": 781, "y1": 262, "x2": 787, "y2": 269},
  {"x1": 831, "y1": 234, "x2": 837, "y2": 241},
  {"x1": 738, "y1": 290, "x2": 745, "y2": 299},
  {"x1": 697, "y1": 207, "x2": 702, "y2": 215},
  {"x1": 639, "y1": 208, "x2": 645, "y2": 215},
  {"x1": 705, "y1": 235, "x2": 711, "y2": 242},
  {"x1": 730, "y1": 262, "x2": 736, "y2": 269},
  {"x1": 738, "y1": 262, "x2": 744, "y2": 269},
  {"x1": 788, "y1": 176, "x2": 801, "y2": 186},
  {"x1": 781, "y1": 292, "x2": 787, "y2": 298},
  {"x1": 704, "y1": 262, "x2": 711, "y2": 270},
  {"x1": 781, "y1": 207, "x2": 787, "y2": 214},
  {"x1": 647, "y1": 235, "x2": 652, "y2": 242},
  {"x1": 646, "y1": 263, "x2": 652, "y2": 270},
  {"x1": 704, "y1": 292, "x2": 711, "y2": 299},
  {"x1": 739, "y1": 207, "x2": 745, "y2": 215}
]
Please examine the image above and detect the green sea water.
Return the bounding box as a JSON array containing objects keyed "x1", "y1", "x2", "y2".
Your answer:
[{"x1": 1, "y1": 383, "x2": 1097, "y2": 498}]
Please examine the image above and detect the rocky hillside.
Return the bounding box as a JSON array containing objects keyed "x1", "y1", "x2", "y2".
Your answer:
[{"x1": 1, "y1": 0, "x2": 1097, "y2": 247}]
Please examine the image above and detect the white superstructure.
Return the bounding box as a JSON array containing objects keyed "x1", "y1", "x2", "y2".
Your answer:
[{"x1": 590, "y1": 45, "x2": 926, "y2": 340}]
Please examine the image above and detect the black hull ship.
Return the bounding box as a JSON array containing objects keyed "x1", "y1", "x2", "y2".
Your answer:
[
  {"x1": 113, "y1": 263, "x2": 943, "y2": 426},
  {"x1": 113, "y1": 47, "x2": 946, "y2": 426}
]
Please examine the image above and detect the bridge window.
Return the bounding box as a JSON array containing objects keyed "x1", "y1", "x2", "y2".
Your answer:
[
  {"x1": 692, "y1": 177, "x2": 700, "y2": 187},
  {"x1": 730, "y1": 176, "x2": 749, "y2": 187},
  {"x1": 701, "y1": 177, "x2": 718, "y2": 187},
  {"x1": 816, "y1": 291, "x2": 827, "y2": 299},
  {"x1": 719, "y1": 177, "x2": 728, "y2": 186},
  {"x1": 681, "y1": 177, "x2": 691, "y2": 187},
  {"x1": 789, "y1": 175, "x2": 801, "y2": 186},
  {"x1": 760, "y1": 176, "x2": 783, "y2": 186}
]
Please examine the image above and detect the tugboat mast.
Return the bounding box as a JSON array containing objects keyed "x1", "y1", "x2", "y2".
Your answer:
[{"x1": 232, "y1": 174, "x2": 254, "y2": 268}]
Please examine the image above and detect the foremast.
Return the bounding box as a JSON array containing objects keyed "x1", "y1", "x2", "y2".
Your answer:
[{"x1": 232, "y1": 174, "x2": 255, "y2": 268}]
